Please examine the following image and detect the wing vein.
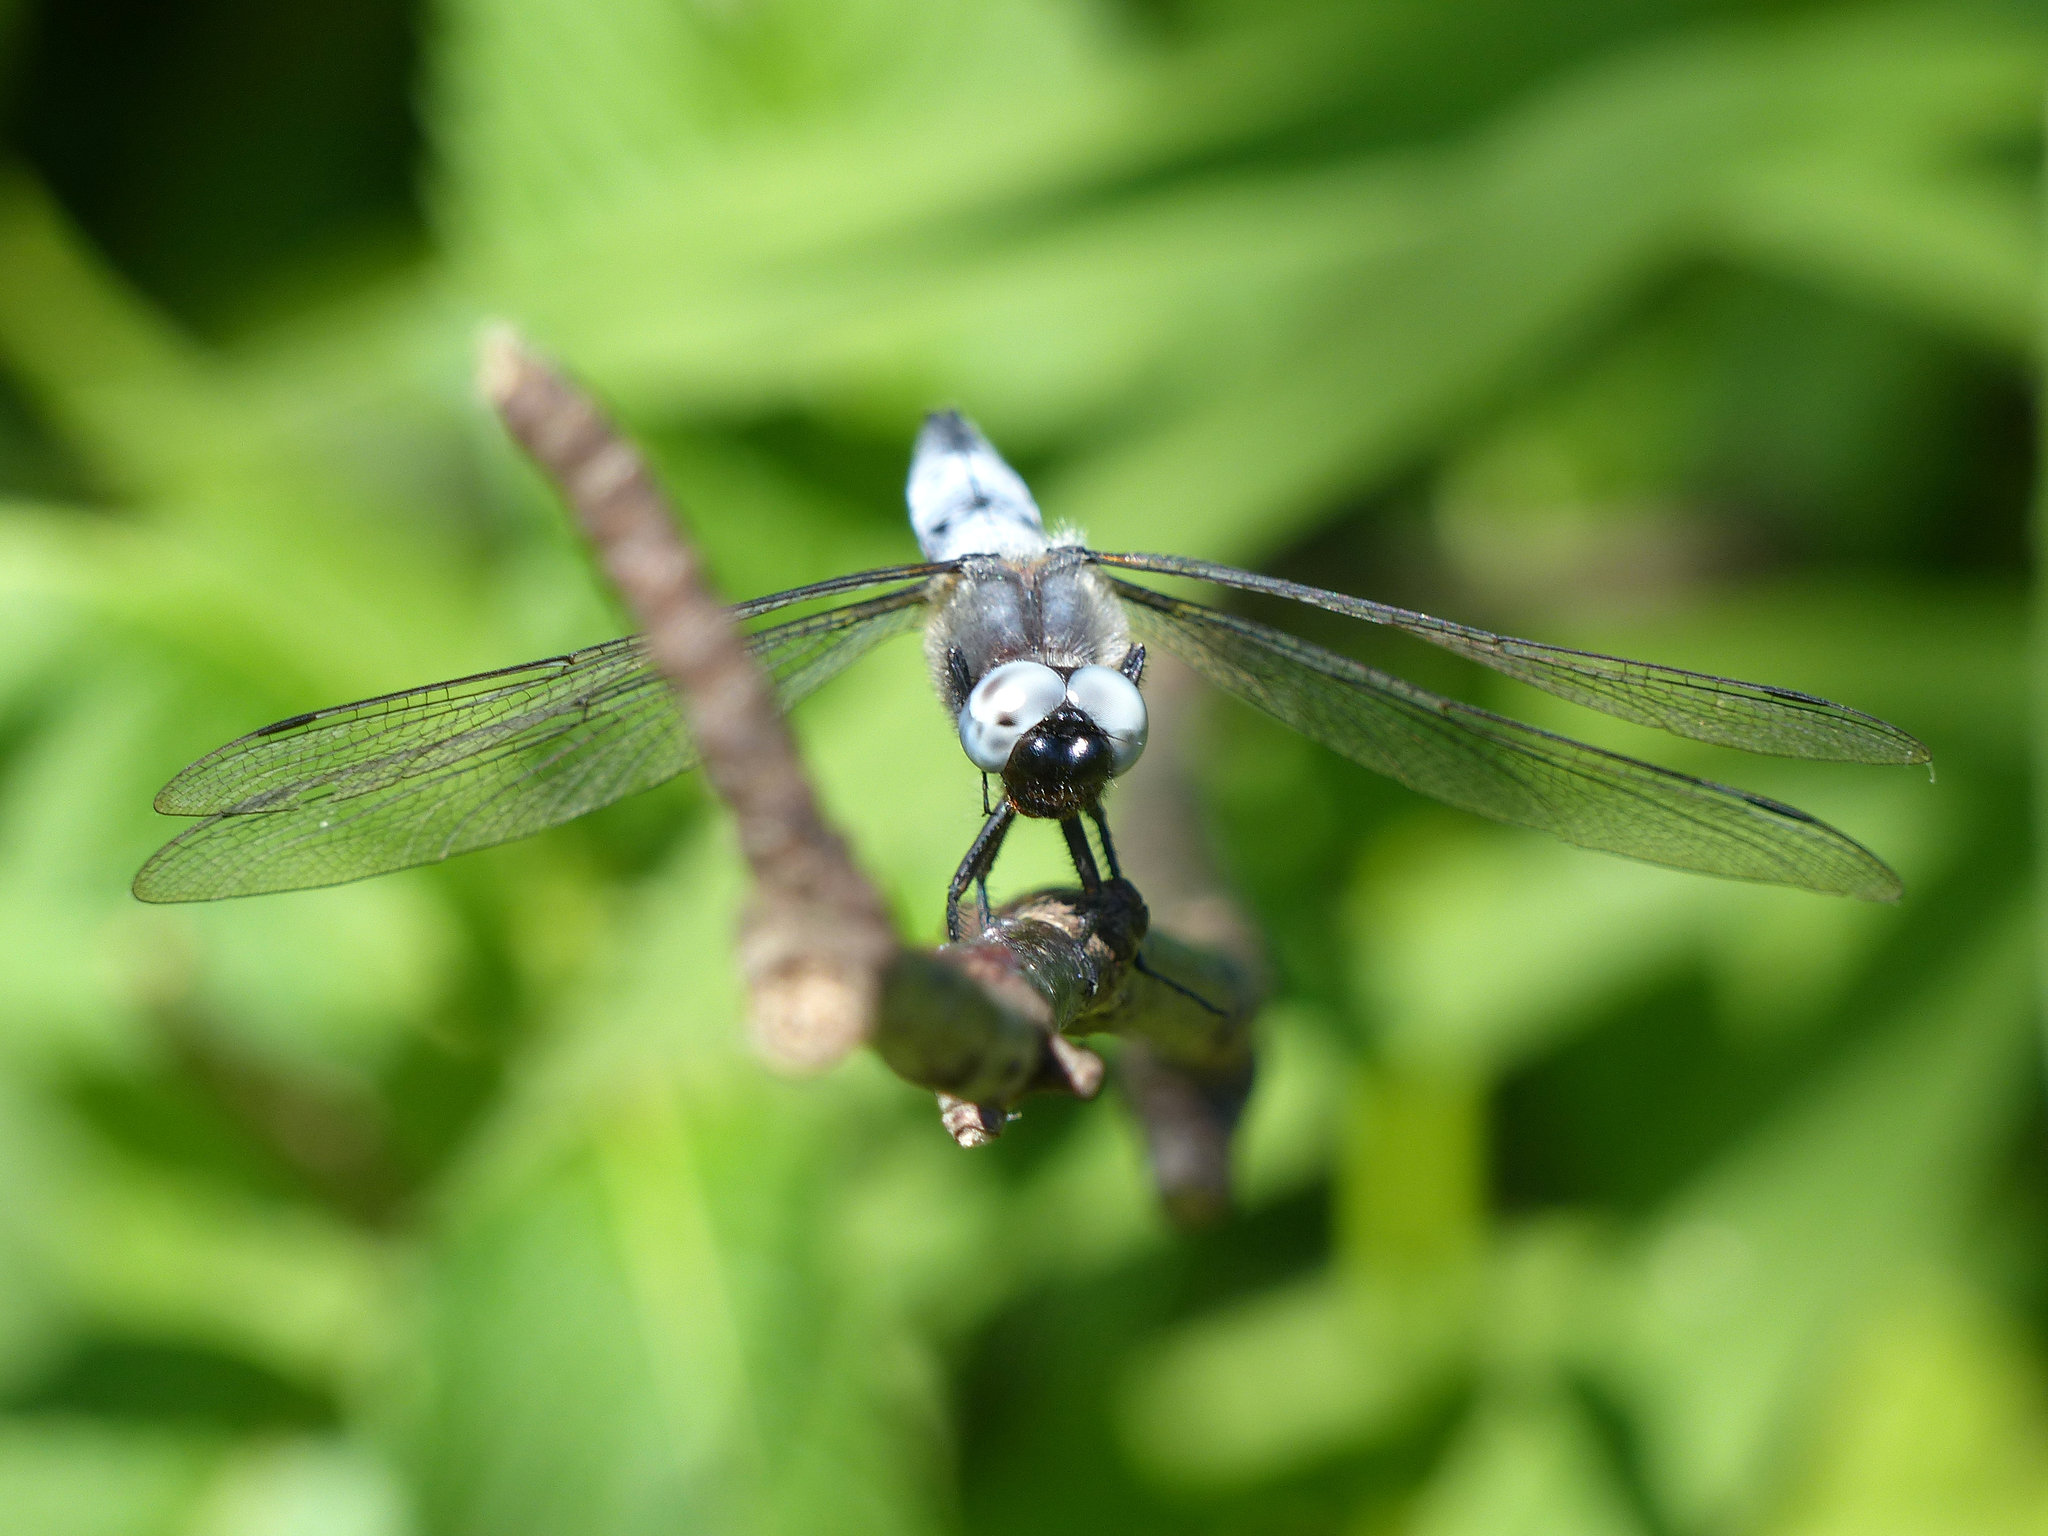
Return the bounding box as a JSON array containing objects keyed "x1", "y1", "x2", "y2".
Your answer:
[
  {"x1": 1092, "y1": 551, "x2": 1927, "y2": 766},
  {"x1": 134, "y1": 584, "x2": 931, "y2": 901},
  {"x1": 1111, "y1": 580, "x2": 1899, "y2": 901}
]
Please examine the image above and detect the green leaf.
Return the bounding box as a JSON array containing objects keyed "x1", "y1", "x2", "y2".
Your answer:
[
  {"x1": 1405, "y1": 1390, "x2": 1649, "y2": 1536},
  {"x1": 0, "y1": 1424, "x2": 219, "y2": 1536},
  {"x1": 1592, "y1": 902, "x2": 2037, "y2": 1529}
]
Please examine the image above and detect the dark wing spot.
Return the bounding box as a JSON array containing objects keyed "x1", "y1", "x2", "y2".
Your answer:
[{"x1": 254, "y1": 711, "x2": 321, "y2": 737}]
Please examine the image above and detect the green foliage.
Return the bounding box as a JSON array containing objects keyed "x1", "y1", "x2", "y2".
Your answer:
[{"x1": 0, "y1": 0, "x2": 2038, "y2": 1532}]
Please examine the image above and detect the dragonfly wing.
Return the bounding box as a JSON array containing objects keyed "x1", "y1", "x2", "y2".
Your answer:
[
  {"x1": 1113, "y1": 581, "x2": 1901, "y2": 901},
  {"x1": 726, "y1": 560, "x2": 952, "y2": 621},
  {"x1": 1092, "y1": 552, "x2": 1927, "y2": 766},
  {"x1": 135, "y1": 586, "x2": 931, "y2": 901}
]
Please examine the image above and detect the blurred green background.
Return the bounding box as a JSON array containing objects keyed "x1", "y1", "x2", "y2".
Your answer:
[{"x1": 0, "y1": 0, "x2": 2039, "y2": 1532}]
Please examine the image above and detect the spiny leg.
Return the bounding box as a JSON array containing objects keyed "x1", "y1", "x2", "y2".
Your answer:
[
  {"x1": 1084, "y1": 795, "x2": 1221, "y2": 1013},
  {"x1": 1133, "y1": 952, "x2": 1229, "y2": 1015},
  {"x1": 976, "y1": 777, "x2": 994, "y2": 928},
  {"x1": 1087, "y1": 803, "x2": 1122, "y2": 880},
  {"x1": 948, "y1": 803, "x2": 1016, "y2": 942},
  {"x1": 1060, "y1": 816, "x2": 1103, "y2": 892}
]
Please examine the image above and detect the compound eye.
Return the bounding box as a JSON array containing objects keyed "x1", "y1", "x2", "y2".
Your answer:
[
  {"x1": 958, "y1": 660, "x2": 1066, "y2": 771},
  {"x1": 1065, "y1": 665, "x2": 1147, "y2": 775}
]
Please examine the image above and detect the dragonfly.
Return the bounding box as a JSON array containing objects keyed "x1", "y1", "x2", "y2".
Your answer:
[{"x1": 135, "y1": 412, "x2": 1927, "y2": 931}]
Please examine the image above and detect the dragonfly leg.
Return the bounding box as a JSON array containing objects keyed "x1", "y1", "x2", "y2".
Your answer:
[
  {"x1": 947, "y1": 803, "x2": 1016, "y2": 942},
  {"x1": 1119, "y1": 643, "x2": 1146, "y2": 684},
  {"x1": 1060, "y1": 816, "x2": 1103, "y2": 892},
  {"x1": 1087, "y1": 804, "x2": 1123, "y2": 880},
  {"x1": 1133, "y1": 952, "x2": 1228, "y2": 1016},
  {"x1": 974, "y1": 777, "x2": 996, "y2": 928}
]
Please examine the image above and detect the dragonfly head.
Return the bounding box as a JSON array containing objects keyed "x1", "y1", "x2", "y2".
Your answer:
[{"x1": 956, "y1": 660, "x2": 1146, "y2": 819}]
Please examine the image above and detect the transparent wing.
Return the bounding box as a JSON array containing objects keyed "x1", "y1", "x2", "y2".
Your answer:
[
  {"x1": 1092, "y1": 552, "x2": 1927, "y2": 766},
  {"x1": 134, "y1": 585, "x2": 933, "y2": 902},
  {"x1": 152, "y1": 564, "x2": 949, "y2": 820},
  {"x1": 1113, "y1": 582, "x2": 1901, "y2": 901}
]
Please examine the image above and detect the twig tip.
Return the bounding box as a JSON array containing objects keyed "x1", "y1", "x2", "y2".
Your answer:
[
  {"x1": 747, "y1": 965, "x2": 877, "y2": 1074},
  {"x1": 476, "y1": 321, "x2": 532, "y2": 408},
  {"x1": 1042, "y1": 1034, "x2": 1106, "y2": 1098},
  {"x1": 938, "y1": 1094, "x2": 1007, "y2": 1147}
]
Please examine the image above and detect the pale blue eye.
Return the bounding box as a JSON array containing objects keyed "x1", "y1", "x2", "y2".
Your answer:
[
  {"x1": 1064, "y1": 666, "x2": 1147, "y2": 774},
  {"x1": 959, "y1": 661, "x2": 1066, "y2": 771}
]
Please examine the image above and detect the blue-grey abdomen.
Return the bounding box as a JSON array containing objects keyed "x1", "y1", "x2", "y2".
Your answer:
[{"x1": 907, "y1": 411, "x2": 1050, "y2": 561}]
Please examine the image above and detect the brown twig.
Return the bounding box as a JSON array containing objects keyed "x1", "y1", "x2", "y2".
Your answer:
[
  {"x1": 483, "y1": 327, "x2": 896, "y2": 1070},
  {"x1": 479, "y1": 330, "x2": 1263, "y2": 1197}
]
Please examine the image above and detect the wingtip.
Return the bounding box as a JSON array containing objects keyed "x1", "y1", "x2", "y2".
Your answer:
[
  {"x1": 1884, "y1": 723, "x2": 1933, "y2": 768},
  {"x1": 132, "y1": 836, "x2": 206, "y2": 903},
  {"x1": 152, "y1": 775, "x2": 216, "y2": 816}
]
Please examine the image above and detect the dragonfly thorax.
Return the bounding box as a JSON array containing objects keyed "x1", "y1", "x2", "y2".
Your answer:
[{"x1": 926, "y1": 551, "x2": 1134, "y2": 707}]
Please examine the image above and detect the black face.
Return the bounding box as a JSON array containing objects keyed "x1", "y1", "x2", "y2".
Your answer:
[{"x1": 1002, "y1": 706, "x2": 1114, "y2": 819}]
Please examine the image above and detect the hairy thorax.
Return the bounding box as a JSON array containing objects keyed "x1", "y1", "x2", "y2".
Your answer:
[{"x1": 924, "y1": 547, "x2": 1134, "y2": 715}]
